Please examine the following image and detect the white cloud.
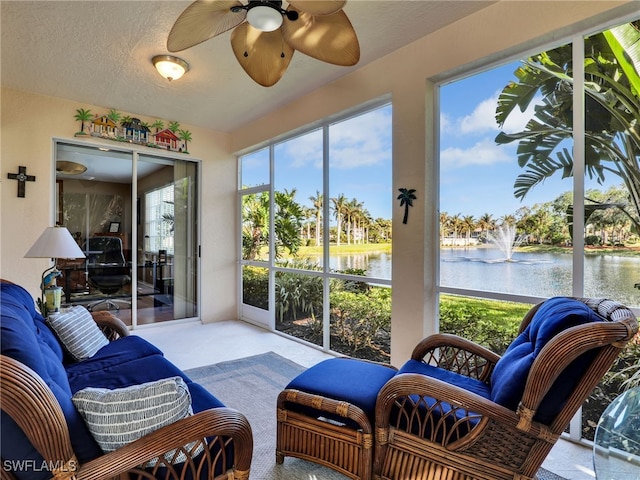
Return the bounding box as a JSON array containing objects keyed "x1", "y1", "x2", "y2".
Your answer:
[
  {"x1": 280, "y1": 107, "x2": 392, "y2": 170},
  {"x1": 446, "y1": 91, "x2": 541, "y2": 137},
  {"x1": 441, "y1": 138, "x2": 512, "y2": 169},
  {"x1": 459, "y1": 96, "x2": 499, "y2": 135}
]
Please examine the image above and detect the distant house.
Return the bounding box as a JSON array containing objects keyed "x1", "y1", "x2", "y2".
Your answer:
[
  {"x1": 154, "y1": 129, "x2": 180, "y2": 151},
  {"x1": 121, "y1": 117, "x2": 150, "y2": 144},
  {"x1": 91, "y1": 115, "x2": 118, "y2": 138}
]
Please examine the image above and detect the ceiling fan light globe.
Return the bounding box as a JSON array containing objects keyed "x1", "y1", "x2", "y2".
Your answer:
[{"x1": 247, "y1": 5, "x2": 283, "y2": 32}]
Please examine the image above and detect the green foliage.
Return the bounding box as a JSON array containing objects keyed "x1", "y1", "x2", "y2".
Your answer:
[
  {"x1": 275, "y1": 267, "x2": 323, "y2": 330},
  {"x1": 439, "y1": 295, "x2": 526, "y2": 354},
  {"x1": 330, "y1": 287, "x2": 391, "y2": 353},
  {"x1": 242, "y1": 266, "x2": 268, "y2": 309},
  {"x1": 495, "y1": 23, "x2": 640, "y2": 233}
]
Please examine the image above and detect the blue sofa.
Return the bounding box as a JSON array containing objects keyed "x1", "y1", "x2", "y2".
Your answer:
[{"x1": 0, "y1": 280, "x2": 253, "y2": 480}]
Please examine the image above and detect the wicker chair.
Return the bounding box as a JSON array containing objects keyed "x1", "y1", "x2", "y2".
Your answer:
[
  {"x1": 373, "y1": 297, "x2": 638, "y2": 480},
  {"x1": 1, "y1": 312, "x2": 253, "y2": 480}
]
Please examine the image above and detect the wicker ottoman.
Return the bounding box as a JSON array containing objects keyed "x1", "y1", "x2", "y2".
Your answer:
[{"x1": 276, "y1": 357, "x2": 397, "y2": 480}]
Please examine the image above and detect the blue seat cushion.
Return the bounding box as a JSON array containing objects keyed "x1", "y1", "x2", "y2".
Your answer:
[
  {"x1": 67, "y1": 351, "x2": 225, "y2": 412},
  {"x1": 284, "y1": 357, "x2": 397, "y2": 426},
  {"x1": 397, "y1": 359, "x2": 491, "y2": 399},
  {"x1": 490, "y1": 297, "x2": 602, "y2": 424}
]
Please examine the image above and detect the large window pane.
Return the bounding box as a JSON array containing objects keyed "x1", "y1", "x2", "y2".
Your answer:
[
  {"x1": 274, "y1": 271, "x2": 323, "y2": 347},
  {"x1": 274, "y1": 129, "x2": 323, "y2": 270},
  {"x1": 440, "y1": 46, "x2": 573, "y2": 298},
  {"x1": 329, "y1": 106, "x2": 393, "y2": 279},
  {"x1": 329, "y1": 282, "x2": 391, "y2": 362}
]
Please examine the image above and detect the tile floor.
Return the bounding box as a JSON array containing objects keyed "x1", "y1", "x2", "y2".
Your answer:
[{"x1": 134, "y1": 319, "x2": 598, "y2": 480}]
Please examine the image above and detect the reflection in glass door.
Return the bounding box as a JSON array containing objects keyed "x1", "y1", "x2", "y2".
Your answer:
[
  {"x1": 56, "y1": 142, "x2": 134, "y2": 321},
  {"x1": 55, "y1": 140, "x2": 199, "y2": 326},
  {"x1": 137, "y1": 154, "x2": 199, "y2": 324}
]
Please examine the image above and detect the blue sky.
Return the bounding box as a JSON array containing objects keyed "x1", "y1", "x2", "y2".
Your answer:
[{"x1": 242, "y1": 59, "x2": 621, "y2": 222}]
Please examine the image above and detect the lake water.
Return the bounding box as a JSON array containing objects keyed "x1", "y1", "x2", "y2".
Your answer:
[{"x1": 324, "y1": 248, "x2": 640, "y2": 307}]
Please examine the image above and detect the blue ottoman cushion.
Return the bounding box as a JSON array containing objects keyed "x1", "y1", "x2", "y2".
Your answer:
[{"x1": 285, "y1": 357, "x2": 396, "y2": 424}]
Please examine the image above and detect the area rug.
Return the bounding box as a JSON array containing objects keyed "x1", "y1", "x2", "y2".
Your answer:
[{"x1": 185, "y1": 352, "x2": 566, "y2": 480}]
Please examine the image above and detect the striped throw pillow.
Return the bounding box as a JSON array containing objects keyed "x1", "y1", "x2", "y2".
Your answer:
[
  {"x1": 47, "y1": 305, "x2": 109, "y2": 361},
  {"x1": 72, "y1": 377, "x2": 201, "y2": 465}
]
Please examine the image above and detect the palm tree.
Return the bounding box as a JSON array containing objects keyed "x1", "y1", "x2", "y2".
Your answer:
[
  {"x1": 397, "y1": 188, "x2": 416, "y2": 224},
  {"x1": 309, "y1": 190, "x2": 323, "y2": 246},
  {"x1": 495, "y1": 21, "x2": 640, "y2": 232},
  {"x1": 331, "y1": 194, "x2": 347, "y2": 246},
  {"x1": 74, "y1": 108, "x2": 92, "y2": 134},
  {"x1": 178, "y1": 129, "x2": 192, "y2": 153},
  {"x1": 168, "y1": 121, "x2": 180, "y2": 133},
  {"x1": 477, "y1": 213, "x2": 495, "y2": 243},
  {"x1": 107, "y1": 108, "x2": 121, "y2": 124},
  {"x1": 439, "y1": 211, "x2": 449, "y2": 245},
  {"x1": 152, "y1": 120, "x2": 165, "y2": 133},
  {"x1": 462, "y1": 215, "x2": 476, "y2": 246}
]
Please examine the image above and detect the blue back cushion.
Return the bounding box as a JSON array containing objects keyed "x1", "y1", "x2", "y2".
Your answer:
[
  {"x1": 490, "y1": 297, "x2": 602, "y2": 424},
  {"x1": 1, "y1": 282, "x2": 102, "y2": 480}
]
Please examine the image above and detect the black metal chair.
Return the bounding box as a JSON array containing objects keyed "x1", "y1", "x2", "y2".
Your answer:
[{"x1": 85, "y1": 236, "x2": 131, "y2": 311}]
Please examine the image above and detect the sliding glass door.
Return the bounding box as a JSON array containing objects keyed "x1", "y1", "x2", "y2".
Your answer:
[
  {"x1": 137, "y1": 154, "x2": 199, "y2": 324},
  {"x1": 55, "y1": 140, "x2": 199, "y2": 326}
]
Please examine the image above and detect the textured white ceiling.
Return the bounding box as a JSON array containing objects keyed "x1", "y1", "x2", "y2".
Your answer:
[{"x1": 1, "y1": 1, "x2": 495, "y2": 133}]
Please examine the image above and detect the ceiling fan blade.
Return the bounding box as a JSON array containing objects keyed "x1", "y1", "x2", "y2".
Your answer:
[
  {"x1": 287, "y1": 1, "x2": 346, "y2": 16},
  {"x1": 282, "y1": 8, "x2": 359, "y2": 66},
  {"x1": 167, "y1": 0, "x2": 246, "y2": 52},
  {"x1": 230, "y1": 23, "x2": 294, "y2": 87}
]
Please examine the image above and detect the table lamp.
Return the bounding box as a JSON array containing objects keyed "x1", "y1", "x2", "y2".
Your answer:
[{"x1": 24, "y1": 226, "x2": 85, "y2": 315}]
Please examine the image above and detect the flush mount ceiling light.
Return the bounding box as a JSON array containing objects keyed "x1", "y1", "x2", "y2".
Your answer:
[
  {"x1": 56, "y1": 161, "x2": 87, "y2": 175},
  {"x1": 152, "y1": 54, "x2": 190, "y2": 81}
]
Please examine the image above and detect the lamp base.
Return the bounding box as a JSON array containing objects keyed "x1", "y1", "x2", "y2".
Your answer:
[{"x1": 44, "y1": 286, "x2": 63, "y2": 314}]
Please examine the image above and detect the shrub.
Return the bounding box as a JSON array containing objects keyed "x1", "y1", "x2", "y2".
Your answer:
[
  {"x1": 242, "y1": 266, "x2": 268, "y2": 309},
  {"x1": 330, "y1": 287, "x2": 391, "y2": 353}
]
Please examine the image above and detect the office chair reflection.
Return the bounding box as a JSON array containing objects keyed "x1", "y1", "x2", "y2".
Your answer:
[{"x1": 84, "y1": 236, "x2": 131, "y2": 311}]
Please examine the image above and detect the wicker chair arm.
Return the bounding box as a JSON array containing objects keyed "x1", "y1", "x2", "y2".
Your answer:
[
  {"x1": 77, "y1": 407, "x2": 253, "y2": 480},
  {"x1": 0, "y1": 356, "x2": 77, "y2": 477},
  {"x1": 411, "y1": 333, "x2": 500, "y2": 382},
  {"x1": 90, "y1": 310, "x2": 129, "y2": 340},
  {"x1": 375, "y1": 373, "x2": 538, "y2": 449}
]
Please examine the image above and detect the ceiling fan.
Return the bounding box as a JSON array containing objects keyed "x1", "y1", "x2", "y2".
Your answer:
[{"x1": 167, "y1": 0, "x2": 360, "y2": 87}]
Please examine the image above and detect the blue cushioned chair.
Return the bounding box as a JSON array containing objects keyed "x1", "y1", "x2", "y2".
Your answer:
[{"x1": 374, "y1": 297, "x2": 638, "y2": 480}]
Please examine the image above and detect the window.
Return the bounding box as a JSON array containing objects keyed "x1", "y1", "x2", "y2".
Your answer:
[
  {"x1": 145, "y1": 185, "x2": 175, "y2": 255},
  {"x1": 239, "y1": 102, "x2": 393, "y2": 361},
  {"x1": 438, "y1": 19, "x2": 639, "y2": 443}
]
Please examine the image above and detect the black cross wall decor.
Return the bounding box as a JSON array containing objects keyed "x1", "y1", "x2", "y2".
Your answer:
[{"x1": 7, "y1": 166, "x2": 36, "y2": 198}]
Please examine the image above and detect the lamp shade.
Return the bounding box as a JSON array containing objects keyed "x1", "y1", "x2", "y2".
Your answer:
[{"x1": 24, "y1": 226, "x2": 85, "y2": 259}]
